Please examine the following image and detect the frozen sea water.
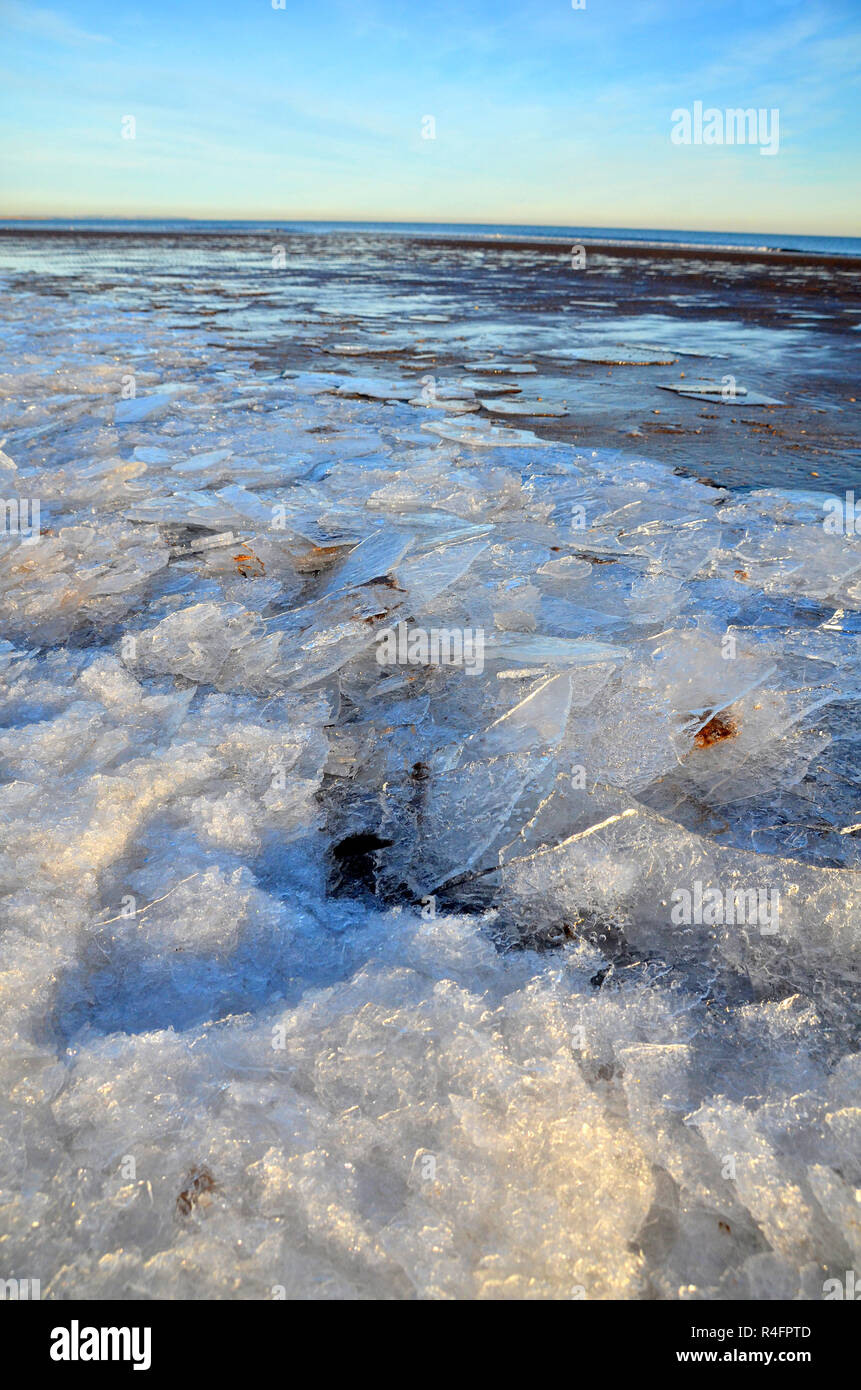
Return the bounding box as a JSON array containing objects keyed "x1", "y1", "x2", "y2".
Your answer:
[{"x1": 0, "y1": 248, "x2": 858, "y2": 1302}]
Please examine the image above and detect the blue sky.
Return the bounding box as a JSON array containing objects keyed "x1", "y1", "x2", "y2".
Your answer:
[{"x1": 1, "y1": 0, "x2": 859, "y2": 232}]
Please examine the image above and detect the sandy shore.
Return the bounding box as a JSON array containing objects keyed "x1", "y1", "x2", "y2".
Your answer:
[{"x1": 400, "y1": 230, "x2": 861, "y2": 270}]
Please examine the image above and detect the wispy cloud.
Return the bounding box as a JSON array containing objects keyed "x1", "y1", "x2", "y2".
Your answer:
[{"x1": 0, "y1": 1, "x2": 110, "y2": 47}]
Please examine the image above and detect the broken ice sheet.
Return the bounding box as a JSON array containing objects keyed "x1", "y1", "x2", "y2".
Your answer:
[
  {"x1": 394, "y1": 754, "x2": 559, "y2": 893},
  {"x1": 114, "y1": 390, "x2": 179, "y2": 424},
  {"x1": 35, "y1": 457, "x2": 147, "y2": 507},
  {"x1": 369, "y1": 511, "x2": 495, "y2": 552},
  {"x1": 457, "y1": 671, "x2": 576, "y2": 762},
  {"x1": 504, "y1": 788, "x2": 861, "y2": 1017},
  {"x1": 421, "y1": 419, "x2": 551, "y2": 446},
  {"x1": 409, "y1": 397, "x2": 480, "y2": 414},
  {"x1": 124, "y1": 489, "x2": 243, "y2": 529},
  {"x1": 325, "y1": 342, "x2": 402, "y2": 356},
  {"x1": 462, "y1": 360, "x2": 538, "y2": 373},
  {"x1": 480, "y1": 399, "x2": 568, "y2": 417},
  {"x1": 375, "y1": 680, "x2": 579, "y2": 893},
  {"x1": 458, "y1": 376, "x2": 522, "y2": 394},
  {"x1": 807, "y1": 1165, "x2": 861, "y2": 1264},
  {"x1": 133, "y1": 601, "x2": 266, "y2": 685},
  {"x1": 170, "y1": 447, "x2": 235, "y2": 476},
  {"x1": 392, "y1": 538, "x2": 489, "y2": 611},
  {"x1": 645, "y1": 626, "x2": 777, "y2": 749},
  {"x1": 409, "y1": 382, "x2": 481, "y2": 414},
  {"x1": 0, "y1": 523, "x2": 171, "y2": 644},
  {"x1": 481, "y1": 633, "x2": 627, "y2": 667},
  {"x1": 319, "y1": 528, "x2": 416, "y2": 598},
  {"x1": 616, "y1": 1041, "x2": 774, "y2": 1295},
  {"x1": 632, "y1": 342, "x2": 730, "y2": 360},
  {"x1": 331, "y1": 377, "x2": 417, "y2": 401},
  {"x1": 558, "y1": 346, "x2": 679, "y2": 365},
  {"x1": 658, "y1": 381, "x2": 784, "y2": 406},
  {"x1": 688, "y1": 1099, "x2": 842, "y2": 1268},
  {"x1": 412, "y1": 383, "x2": 477, "y2": 402},
  {"x1": 715, "y1": 524, "x2": 861, "y2": 604},
  {"x1": 226, "y1": 538, "x2": 494, "y2": 693}
]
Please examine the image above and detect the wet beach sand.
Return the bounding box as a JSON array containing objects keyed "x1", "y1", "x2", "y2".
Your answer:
[
  {"x1": 402, "y1": 235, "x2": 861, "y2": 492},
  {"x1": 260, "y1": 233, "x2": 861, "y2": 494}
]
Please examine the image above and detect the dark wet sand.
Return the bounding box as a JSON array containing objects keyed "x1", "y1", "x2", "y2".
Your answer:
[{"x1": 258, "y1": 234, "x2": 861, "y2": 493}]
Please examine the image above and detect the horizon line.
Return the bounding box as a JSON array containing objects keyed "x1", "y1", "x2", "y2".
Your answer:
[{"x1": 0, "y1": 215, "x2": 857, "y2": 241}]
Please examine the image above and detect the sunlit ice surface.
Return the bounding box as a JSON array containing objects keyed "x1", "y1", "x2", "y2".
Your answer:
[{"x1": 0, "y1": 230, "x2": 859, "y2": 1301}]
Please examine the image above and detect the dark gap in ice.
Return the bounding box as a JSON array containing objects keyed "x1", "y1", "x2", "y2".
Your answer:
[{"x1": 328, "y1": 832, "x2": 394, "y2": 899}]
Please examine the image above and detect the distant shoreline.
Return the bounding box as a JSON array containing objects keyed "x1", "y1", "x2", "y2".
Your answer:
[
  {"x1": 1, "y1": 222, "x2": 860, "y2": 269},
  {"x1": 400, "y1": 232, "x2": 861, "y2": 270}
]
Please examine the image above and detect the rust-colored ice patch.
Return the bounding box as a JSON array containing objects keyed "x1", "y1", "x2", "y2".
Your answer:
[{"x1": 694, "y1": 711, "x2": 739, "y2": 749}]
